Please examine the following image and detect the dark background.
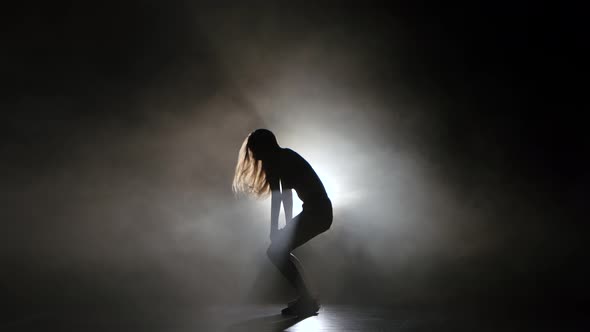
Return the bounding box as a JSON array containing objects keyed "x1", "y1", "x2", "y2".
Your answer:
[{"x1": 3, "y1": 0, "x2": 588, "y2": 325}]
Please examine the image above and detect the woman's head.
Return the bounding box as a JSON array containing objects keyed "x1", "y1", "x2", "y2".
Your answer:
[{"x1": 232, "y1": 129, "x2": 280, "y2": 198}]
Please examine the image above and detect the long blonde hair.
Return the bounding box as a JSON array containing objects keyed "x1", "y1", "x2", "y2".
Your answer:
[{"x1": 232, "y1": 129, "x2": 279, "y2": 198}]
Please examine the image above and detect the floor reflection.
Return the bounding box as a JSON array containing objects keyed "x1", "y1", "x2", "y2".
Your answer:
[
  {"x1": 225, "y1": 313, "x2": 303, "y2": 331},
  {"x1": 285, "y1": 314, "x2": 330, "y2": 331}
]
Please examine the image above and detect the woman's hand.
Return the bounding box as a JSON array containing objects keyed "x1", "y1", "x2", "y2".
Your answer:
[
  {"x1": 269, "y1": 175, "x2": 281, "y2": 239},
  {"x1": 282, "y1": 188, "x2": 293, "y2": 224}
]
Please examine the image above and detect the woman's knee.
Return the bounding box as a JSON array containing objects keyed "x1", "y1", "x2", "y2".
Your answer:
[
  {"x1": 266, "y1": 244, "x2": 288, "y2": 264},
  {"x1": 318, "y1": 212, "x2": 333, "y2": 232},
  {"x1": 319, "y1": 219, "x2": 332, "y2": 233}
]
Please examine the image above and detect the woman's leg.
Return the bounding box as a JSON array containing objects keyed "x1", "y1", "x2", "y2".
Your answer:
[
  {"x1": 266, "y1": 211, "x2": 330, "y2": 298},
  {"x1": 266, "y1": 247, "x2": 313, "y2": 298}
]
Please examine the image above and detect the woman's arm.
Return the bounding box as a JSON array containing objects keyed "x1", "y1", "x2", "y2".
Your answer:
[
  {"x1": 282, "y1": 187, "x2": 293, "y2": 223},
  {"x1": 269, "y1": 176, "x2": 281, "y2": 240}
]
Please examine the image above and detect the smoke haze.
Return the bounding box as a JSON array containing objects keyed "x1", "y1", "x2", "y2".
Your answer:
[{"x1": 3, "y1": 1, "x2": 587, "y2": 322}]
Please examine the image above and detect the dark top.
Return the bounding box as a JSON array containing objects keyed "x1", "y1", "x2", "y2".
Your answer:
[{"x1": 272, "y1": 148, "x2": 330, "y2": 206}]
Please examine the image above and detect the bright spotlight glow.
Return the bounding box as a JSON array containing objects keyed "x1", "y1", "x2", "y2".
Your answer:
[
  {"x1": 249, "y1": 128, "x2": 365, "y2": 226},
  {"x1": 290, "y1": 132, "x2": 364, "y2": 214},
  {"x1": 312, "y1": 162, "x2": 361, "y2": 208},
  {"x1": 285, "y1": 159, "x2": 361, "y2": 217}
]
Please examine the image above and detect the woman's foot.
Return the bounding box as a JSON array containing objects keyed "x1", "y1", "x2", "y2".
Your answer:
[{"x1": 281, "y1": 296, "x2": 320, "y2": 316}]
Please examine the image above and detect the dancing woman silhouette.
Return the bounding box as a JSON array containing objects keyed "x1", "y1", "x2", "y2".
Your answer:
[{"x1": 233, "y1": 129, "x2": 333, "y2": 316}]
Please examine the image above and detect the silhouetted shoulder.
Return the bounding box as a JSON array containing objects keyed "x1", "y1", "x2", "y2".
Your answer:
[
  {"x1": 281, "y1": 148, "x2": 304, "y2": 161},
  {"x1": 280, "y1": 148, "x2": 308, "y2": 169},
  {"x1": 282, "y1": 147, "x2": 296, "y2": 155}
]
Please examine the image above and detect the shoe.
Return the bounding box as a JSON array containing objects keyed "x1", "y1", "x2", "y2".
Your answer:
[
  {"x1": 280, "y1": 298, "x2": 299, "y2": 316},
  {"x1": 281, "y1": 297, "x2": 320, "y2": 316}
]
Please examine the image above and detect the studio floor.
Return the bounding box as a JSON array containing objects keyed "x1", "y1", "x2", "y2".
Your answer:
[{"x1": 5, "y1": 304, "x2": 586, "y2": 332}]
